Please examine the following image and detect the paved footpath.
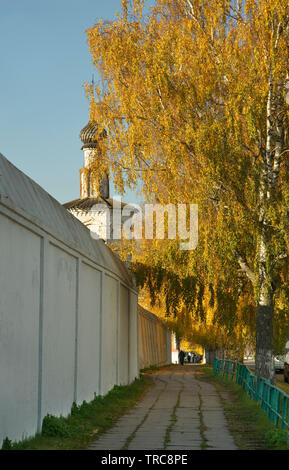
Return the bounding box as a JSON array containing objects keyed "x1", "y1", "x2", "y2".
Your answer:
[{"x1": 89, "y1": 365, "x2": 237, "y2": 451}]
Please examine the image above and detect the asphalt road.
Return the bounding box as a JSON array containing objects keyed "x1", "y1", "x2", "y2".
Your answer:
[{"x1": 244, "y1": 360, "x2": 285, "y2": 378}]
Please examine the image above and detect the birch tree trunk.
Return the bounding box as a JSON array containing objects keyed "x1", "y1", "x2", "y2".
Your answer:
[
  {"x1": 255, "y1": 236, "x2": 275, "y2": 383},
  {"x1": 254, "y1": 70, "x2": 277, "y2": 385}
]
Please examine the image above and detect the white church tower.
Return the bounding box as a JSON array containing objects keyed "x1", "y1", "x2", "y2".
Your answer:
[
  {"x1": 64, "y1": 121, "x2": 136, "y2": 243},
  {"x1": 79, "y1": 121, "x2": 109, "y2": 200},
  {"x1": 64, "y1": 121, "x2": 113, "y2": 240}
]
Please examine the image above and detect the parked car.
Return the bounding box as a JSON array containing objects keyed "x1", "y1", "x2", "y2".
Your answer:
[{"x1": 274, "y1": 355, "x2": 285, "y2": 373}]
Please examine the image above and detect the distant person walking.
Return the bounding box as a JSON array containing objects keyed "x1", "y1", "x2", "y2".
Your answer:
[
  {"x1": 178, "y1": 350, "x2": 185, "y2": 366},
  {"x1": 187, "y1": 352, "x2": 191, "y2": 363}
]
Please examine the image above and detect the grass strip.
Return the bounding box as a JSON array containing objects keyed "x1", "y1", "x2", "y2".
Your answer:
[
  {"x1": 198, "y1": 390, "x2": 209, "y2": 450},
  {"x1": 275, "y1": 377, "x2": 289, "y2": 396},
  {"x1": 2, "y1": 374, "x2": 153, "y2": 450},
  {"x1": 198, "y1": 366, "x2": 288, "y2": 450}
]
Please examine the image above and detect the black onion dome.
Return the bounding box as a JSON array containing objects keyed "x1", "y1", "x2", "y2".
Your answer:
[{"x1": 79, "y1": 121, "x2": 106, "y2": 149}]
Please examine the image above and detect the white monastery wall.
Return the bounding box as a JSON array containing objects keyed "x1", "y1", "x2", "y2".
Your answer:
[{"x1": 0, "y1": 153, "x2": 139, "y2": 446}]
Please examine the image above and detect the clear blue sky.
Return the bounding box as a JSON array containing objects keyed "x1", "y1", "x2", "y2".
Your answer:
[{"x1": 0, "y1": 0, "x2": 154, "y2": 204}]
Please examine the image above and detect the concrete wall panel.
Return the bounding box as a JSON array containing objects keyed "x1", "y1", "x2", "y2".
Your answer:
[
  {"x1": 0, "y1": 214, "x2": 40, "y2": 443},
  {"x1": 118, "y1": 285, "x2": 129, "y2": 385},
  {"x1": 41, "y1": 244, "x2": 77, "y2": 419},
  {"x1": 101, "y1": 274, "x2": 118, "y2": 395},
  {"x1": 129, "y1": 292, "x2": 139, "y2": 382},
  {"x1": 138, "y1": 306, "x2": 171, "y2": 370},
  {"x1": 77, "y1": 262, "x2": 101, "y2": 404}
]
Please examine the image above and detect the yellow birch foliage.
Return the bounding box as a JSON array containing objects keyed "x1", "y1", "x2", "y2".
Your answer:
[{"x1": 86, "y1": 1, "x2": 289, "y2": 363}]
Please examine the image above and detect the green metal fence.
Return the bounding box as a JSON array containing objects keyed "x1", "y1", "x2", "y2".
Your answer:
[{"x1": 213, "y1": 358, "x2": 289, "y2": 441}]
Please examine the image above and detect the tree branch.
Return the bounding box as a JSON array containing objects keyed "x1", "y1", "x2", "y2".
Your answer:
[
  {"x1": 273, "y1": 252, "x2": 288, "y2": 267},
  {"x1": 236, "y1": 252, "x2": 256, "y2": 284}
]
